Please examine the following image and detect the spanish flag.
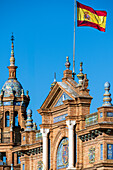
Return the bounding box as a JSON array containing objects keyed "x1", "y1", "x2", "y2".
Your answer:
[{"x1": 77, "y1": 2, "x2": 107, "y2": 32}]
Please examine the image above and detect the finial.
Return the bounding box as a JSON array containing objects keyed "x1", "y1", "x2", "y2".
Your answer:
[
  {"x1": 103, "y1": 82, "x2": 112, "y2": 106},
  {"x1": 11, "y1": 32, "x2": 14, "y2": 42},
  {"x1": 1, "y1": 89, "x2": 3, "y2": 96},
  {"x1": 25, "y1": 109, "x2": 33, "y2": 131},
  {"x1": 80, "y1": 62, "x2": 83, "y2": 73},
  {"x1": 26, "y1": 90, "x2": 29, "y2": 96},
  {"x1": 21, "y1": 89, "x2": 24, "y2": 95},
  {"x1": 65, "y1": 56, "x2": 70, "y2": 70},
  {"x1": 33, "y1": 122, "x2": 37, "y2": 130},
  {"x1": 10, "y1": 33, "x2": 15, "y2": 66},
  {"x1": 54, "y1": 72, "x2": 56, "y2": 83},
  {"x1": 51, "y1": 72, "x2": 57, "y2": 89},
  {"x1": 77, "y1": 62, "x2": 84, "y2": 86}
]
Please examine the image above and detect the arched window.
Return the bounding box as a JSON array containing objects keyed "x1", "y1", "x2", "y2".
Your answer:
[
  {"x1": 14, "y1": 111, "x2": 18, "y2": 127},
  {"x1": 56, "y1": 138, "x2": 69, "y2": 169},
  {"x1": 5, "y1": 111, "x2": 10, "y2": 127}
]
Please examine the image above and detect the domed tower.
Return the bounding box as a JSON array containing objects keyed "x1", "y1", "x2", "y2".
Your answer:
[{"x1": 0, "y1": 34, "x2": 30, "y2": 151}]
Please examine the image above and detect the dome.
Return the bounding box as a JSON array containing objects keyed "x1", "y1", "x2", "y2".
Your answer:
[{"x1": 2, "y1": 79, "x2": 23, "y2": 97}]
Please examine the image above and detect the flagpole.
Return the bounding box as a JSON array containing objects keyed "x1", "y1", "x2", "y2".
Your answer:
[{"x1": 72, "y1": 0, "x2": 76, "y2": 79}]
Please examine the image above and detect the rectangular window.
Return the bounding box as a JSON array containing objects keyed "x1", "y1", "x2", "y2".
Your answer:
[
  {"x1": 5, "y1": 112, "x2": 10, "y2": 127},
  {"x1": 100, "y1": 144, "x2": 103, "y2": 160},
  {"x1": 23, "y1": 136, "x2": 25, "y2": 141},
  {"x1": 14, "y1": 112, "x2": 18, "y2": 127},
  {"x1": 23, "y1": 164, "x2": 25, "y2": 170},
  {"x1": 100, "y1": 112, "x2": 103, "y2": 118},
  {"x1": 0, "y1": 152, "x2": 6, "y2": 165},
  {"x1": 107, "y1": 144, "x2": 113, "y2": 159},
  {"x1": 17, "y1": 155, "x2": 21, "y2": 164}
]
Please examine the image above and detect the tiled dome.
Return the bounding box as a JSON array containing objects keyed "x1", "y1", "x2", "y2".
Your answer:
[{"x1": 2, "y1": 79, "x2": 23, "y2": 97}]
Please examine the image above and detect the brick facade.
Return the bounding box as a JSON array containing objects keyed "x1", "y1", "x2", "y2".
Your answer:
[{"x1": 0, "y1": 38, "x2": 113, "y2": 170}]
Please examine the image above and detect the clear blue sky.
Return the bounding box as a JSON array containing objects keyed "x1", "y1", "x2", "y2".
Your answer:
[{"x1": 0, "y1": 0, "x2": 113, "y2": 129}]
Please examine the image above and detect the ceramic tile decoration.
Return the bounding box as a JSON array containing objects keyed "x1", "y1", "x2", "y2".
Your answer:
[
  {"x1": 88, "y1": 147, "x2": 95, "y2": 163},
  {"x1": 85, "y1": 114, "x2": 98, "y2": 126},
  {"x1": 53, "y1": 113, "x2": 68, "y2": 123},
  {"x1": 2, "y1": 79, "x2": 23, "y2": 97},
  {"x1": 57, "y1": 138, "x2": 69, "y2": 169},
  {"x1": 55, "y1": 92, "x2": 72, "y2": 107},
  {"x1": 37, "y1": 160, "x2": 43, "y2": 170},
  {"x1": 107, "y1": 112, "x2": 113, "y2": 117},
  {"x1": 36, "y1": 132, "x2": 42, "y2": 140},
  {"x1": 107, "y1": 144, "x2": 113, "y2": 159}
]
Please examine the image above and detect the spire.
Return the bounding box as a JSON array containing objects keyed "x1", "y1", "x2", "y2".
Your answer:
[
  {"x1": 103, "y1": 82, "x2": 112, "y2": 106},
  {"x1": 77, "y1": 62, "x2": 84, "y2": 86},
  {"x1": 8, "y1": 33, "x2": 17, "y2": 80},
  {"x1": 10, "y1": 33, "x2": 15, "y2": 66}
]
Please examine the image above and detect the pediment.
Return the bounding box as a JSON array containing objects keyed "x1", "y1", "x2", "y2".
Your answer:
[
  {"x1": 41, "y1": 81, "x2": 78, "y2": 109},
  {"x1": 55, "y1": 92, "x2": 73, "y2": 107}
]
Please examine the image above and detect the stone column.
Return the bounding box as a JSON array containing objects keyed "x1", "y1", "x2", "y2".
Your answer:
[
  {"x1": 66, "y1": 120, "x2": 76, "y2": 169},
  {"x1": 40, "y1": 128, "x2": 49, "y2": 170}
]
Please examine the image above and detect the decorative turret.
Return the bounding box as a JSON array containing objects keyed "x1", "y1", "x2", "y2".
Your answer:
[
  {"x1": 25, "y1": 109, "x2": 33, "y2": 131},
  {"x1": 103, "y1": 82, "x2": 112, "y2": 106},
  {"x1": 2, "y1": 34, "x2": 24, "y2": 97},
  {"x1": 77, "y1": 62, "x2": 84, "y2": 86}
]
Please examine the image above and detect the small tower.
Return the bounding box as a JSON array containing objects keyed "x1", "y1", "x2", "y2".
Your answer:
[
  {"x1": 0, "y1": 34, "x2": 30, "y2": 168},
  {"x1": 0, "y1": 34, "x2": 30, "y2": 142},
  {"x1": 103, "y1": 82, "x2": 112, "y2": 106}
]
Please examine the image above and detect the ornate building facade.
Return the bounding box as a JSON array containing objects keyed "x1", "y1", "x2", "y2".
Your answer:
[{"x1": 0, "y1": 35, "x2": 113, "y2": 170}]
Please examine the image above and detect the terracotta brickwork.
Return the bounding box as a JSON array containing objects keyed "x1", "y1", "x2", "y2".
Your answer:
[{"x1": 0, "y1": 38, "x2": 113, "y2": 170}]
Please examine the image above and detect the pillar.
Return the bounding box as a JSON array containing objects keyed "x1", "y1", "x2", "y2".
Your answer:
[
  {"x1": 66, "y1": 120, "x2": 76, "y2": 169},
  {"x1": 40, "y1": 128, "x2": 49, "y2": 170}
]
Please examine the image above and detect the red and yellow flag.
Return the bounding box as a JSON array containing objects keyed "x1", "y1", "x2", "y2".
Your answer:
[{"x1": 77, "y1": 2, "x2": 107, "y2": 32}]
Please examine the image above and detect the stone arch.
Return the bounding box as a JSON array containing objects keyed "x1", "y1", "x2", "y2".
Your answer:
[{"x1": 52, "y1": 130, "x2": 68, "y2": 170}]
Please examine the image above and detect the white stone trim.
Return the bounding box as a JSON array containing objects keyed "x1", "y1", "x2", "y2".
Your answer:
[
  {"x1": 66, "y1": 120, "x2": 76, "y2": 169},
  {"x1": 40, "y1": 128, "x2": 49, "y2": 170}
]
